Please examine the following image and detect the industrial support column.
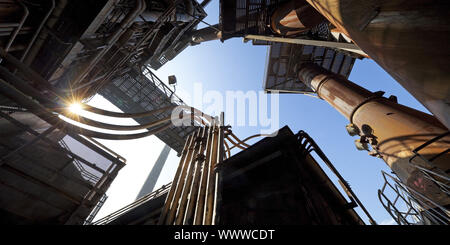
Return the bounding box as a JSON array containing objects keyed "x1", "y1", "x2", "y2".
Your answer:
[
  {"x1": 135, "y1": 144, "x2": 171, "y2": 200},
  {"x1": 298, "y1": 63, "x2": 450, "y2": 208},
  {"x1": 303, "y1": 0, "x2": 450, "y2": 129}
]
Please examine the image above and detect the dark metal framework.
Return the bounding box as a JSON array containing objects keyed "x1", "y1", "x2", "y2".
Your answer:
[
  {"x1": 99, "y1": 66, "x2": 196, "y2": 154},
  {"x1": 220, "y1": 0, "x2": 290, "y2": 40},
  {"x1": 217, "y1": 126, "x2": 369, "y2": 225},
  {"x1": 0, "y1": 109, "x2": 125, "y2": 224}
]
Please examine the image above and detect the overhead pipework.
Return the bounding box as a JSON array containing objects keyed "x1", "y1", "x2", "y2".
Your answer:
[
  {"x1": 304, "y1": 0, "x2": 450, "y2": 129},
  {"x1": 269, "y1": 0, "x2": 326, "y2": 37},
  {"x1": 298, "y1": 62, "x2": 450, "y2": 217}
]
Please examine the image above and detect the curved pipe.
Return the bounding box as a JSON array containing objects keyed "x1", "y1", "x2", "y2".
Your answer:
[
  {"x1": 224, "y1": 135, "x2": 246, "y2": 150},
  {"x1": 61, "y1": 112, "x2": 172, "y2": 131},
  {"x1": 61, "y1": 110, "x2": 209, "y2": 131},
  {"x1": 228, "y1": 132, "x2": 250, "y2": 148},
  {"x1": 270, "y1": 0, "x2": 325, "y2": 36},
  {"x1": 223, "y1": 139, "x2": 231, "y2": 159},
  {"x1": 0, "y1": 77, "x2": 174, "y2": 140},
  {"x1": 172, "y1": 105, "x2": 214, "y2": 124},
  {"x1": 69, "y1": 122, "x2": 172, "y2": 140},
  {"x1": 229, "y1": 133, "x2": 271, "y2": 150},
  {"x1": 305, "y1": 0, "x2": 450, "y2": 129},
  {"x1": 80, "y1": 104, "x2": 176, "y2": 118}
]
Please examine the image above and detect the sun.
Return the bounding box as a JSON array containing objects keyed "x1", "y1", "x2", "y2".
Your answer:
[{"x1": 68, "y1": 103, "x2": 83, "y2": 114}]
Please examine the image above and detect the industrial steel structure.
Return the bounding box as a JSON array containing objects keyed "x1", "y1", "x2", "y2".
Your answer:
[
  {"x1": 93, "y1": 126, "x2": 375, "y2": 225},
  {"x1": 0, "y1": 0, "x2": 448, "y2": 225}
]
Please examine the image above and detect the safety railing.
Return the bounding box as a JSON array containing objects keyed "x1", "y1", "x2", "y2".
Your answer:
[
  {"x1": 408, "y1": 131, "x2": 450, "y2": 196},
  {"x1": 296, "y1": 130, "x2": 377, "y2": 225},
  {"x1": 84, "y1": 194, "x2": 108, "y2": 225},
  {"x1": 92, "y1": 182, "x2": 172, "y2": 225},
  {"x1": 378, "y1": 171, "x2": 450, "y2": 225}
]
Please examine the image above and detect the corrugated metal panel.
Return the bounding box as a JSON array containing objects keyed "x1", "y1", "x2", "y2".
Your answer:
[{"x1": 263, "y1": 42, "x2": 357, "y2": 94}]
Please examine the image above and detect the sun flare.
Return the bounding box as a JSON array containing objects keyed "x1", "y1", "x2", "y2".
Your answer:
[{"x1": 68, "y1": 103, "x2": 83, "y2": 114}]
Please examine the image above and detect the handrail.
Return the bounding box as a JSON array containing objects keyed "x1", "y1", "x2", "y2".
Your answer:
[
  {"x1": 296, "y1": 130, "x2": 377, "y2": 225},
  {"x1": 378, "y1": 171, "x2": 450, "y2": 225},
  {"x1": 92, "y1": 183, "x2": 172, "y2": 225}
]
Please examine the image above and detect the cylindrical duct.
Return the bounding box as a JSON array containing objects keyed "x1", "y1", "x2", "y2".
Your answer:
[
  {"x1": 298, "y1": 63, "x2": 450, "y2": 208},
  {"x1": 304, "y1": 0, "x2": 450, "y2": 129}
]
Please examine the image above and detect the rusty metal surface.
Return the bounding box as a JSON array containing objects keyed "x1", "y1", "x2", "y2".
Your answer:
[
  {"x1": 298, "y1": 62, "x2": 450, "y2": 209},
  {"x1": 158, "y1": 123, "x2": 223, "y2": 225},
  {"x1": 270, "y1": 0, "x2": 325, "y2": 36},
  {"x1": 305, "y1": 0, "x2": 450, "y2": 129}
]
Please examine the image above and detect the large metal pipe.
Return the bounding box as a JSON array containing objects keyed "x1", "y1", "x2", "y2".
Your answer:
[
  {"x1": 164, "y1": 129, "x2": 201, "y2": 224},
  {"x1": 175, "y1": 127, "x2": 206, "y2": 224},
  {"x1": 193, "y1": 125, "x2": 214, "y2": 225},
  {"x1": 305, "y1": 0, "x2": 450, "y2": 129},
  {"x1": 298, "y1": 63, "x2": 450, "y2": 207},
  {"x1": 81, "y1": 104, "x2": 176, "y2": 118},
  {"x1": 0, "y1": 78, "x2": 171, "y2": 140},
  {"x1": 204, "y1": 124, "x2": 219, "y2": 225},
  {"x1": 158, "y1": 134, "x2": 194, "y2": 224},
  {"x1": 270, "y1": 0, "x2": 326, "y2": 37},
  {"x1": 182, "y1": 127, "x2": 210, "y2": 224},
  {"x1": 189, "y1": 24, "x2": 221, "y2": 44}
]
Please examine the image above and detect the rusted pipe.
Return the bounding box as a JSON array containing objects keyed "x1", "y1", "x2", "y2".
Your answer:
[
  {"x1": 223, "y1": 140, "x2": 231, "y2": 159},
  {"x1": 204, "y1": 124, "x2": 219, "y2": 225},
  {"x1": 175, "y1": 127, "x2": 207, "y2": 224},
  {"x1": 305, "y1": 0, "x2": 450, "y2": 129},
  {"x1": 4, "y1": 0, "x2": 29, "y2": 52},
  {"x1": 298, "y1": 63, "x2": 450, "y2": 207},
  {"x1": 184, "y1": 127, "x2": 211, "y2": 224},
  {"x1": 229, "y1": 133, "x2": 271, "y2": 150},
  {"x1": 228, "y1": 131, "x2": 250, "y2": 148},
  {"x1": 224, "y1": 136, "x2": 246, "y2": 150},
  {"x1": 194, "y1": 125, "x2": 214, "y2": 224},
  {"x1": 270, "y1": 0, "x2": 326, "y2": 37},
  {"x1": 164, "y1": 129, "x2": 202, "y2": 224},
  {"x1": 158, "y1": 134, "x2": 194, "y2": 225}
]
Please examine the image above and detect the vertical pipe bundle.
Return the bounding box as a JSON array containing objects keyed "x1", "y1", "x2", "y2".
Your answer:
[{"x1": 158, "y1": 123, "x2": 224, "y2": 225}]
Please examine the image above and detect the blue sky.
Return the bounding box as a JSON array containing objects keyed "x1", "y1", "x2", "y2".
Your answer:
[{"x1": 91, "y1": 1, "x2": 430, "y2": 224}]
